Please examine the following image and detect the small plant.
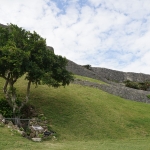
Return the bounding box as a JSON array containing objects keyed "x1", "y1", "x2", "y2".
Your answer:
[
  {"x1": 25, "y1": 127, "x2": 31, "y2": 136},
  {"x1": 147, "y1": 95, "x2": 150, "y2": 99},
  {"x1": 38, "y1": 114, "x2": 47, "y2": 121},
  {"x1": 124, "y1": 80, "x2": 150, "y2": 91},
  {"x1": 38, "y1": 133, "x2": 43, "y2": 138},
  {"x1": 82, "y1": 64, "x2": 92, "y2": 70},
  {"x1": 20, "y1": 127, "x2": 24, "y2": 131},
  {"x1": 47, "y1": 125, "x2": 52, "y2": 131},
  {"x1": 0, "y1": 98, "x2": 13, "y2": 118},
  {"x1": 0, "y1": 123, "x2": 5, "y2": 127}
]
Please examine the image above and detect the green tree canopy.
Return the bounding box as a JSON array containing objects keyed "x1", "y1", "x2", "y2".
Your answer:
[{"x1": 0, "y1": 23, "x2": 74, "y2": 123}]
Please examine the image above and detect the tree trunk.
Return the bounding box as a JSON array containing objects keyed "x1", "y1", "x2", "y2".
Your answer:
[
  {"x1": 11, "y1": 89, "x2": 21, "y2": 126},
  {"x1": 18, "y1": 80, "x2": 31, "y2": 113},
  {"x1": 26, "y1": 80, "x2": 31, "y2": 103},
  {"x1": 3, "y1": 80, "x2": 9, "y2": 94},
  {"x1": 10, "y1": 84, "x2": 17, "y2": 114},
  {"x1": 2, "y1": 78, "x2": 32, "y2": 126}
]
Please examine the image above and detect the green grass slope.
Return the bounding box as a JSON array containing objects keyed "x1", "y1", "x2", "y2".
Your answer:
[
  {"x1": 2, "y1": 76, "x2": 150, "y2": 140},
  {"x1": 1, "y1": 126, "x2": 150, "y2": 150},
  {"x1": 1, "y1": 76, "x2": 150, "y2": 149}
]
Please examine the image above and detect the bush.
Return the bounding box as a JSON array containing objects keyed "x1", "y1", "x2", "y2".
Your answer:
[
  {"x1": 82, "y1": 64, "x2": 92, "y2": 70},
  {"x1": 147, "y1": 95, "x2": 150, "y2": 99},
  {"x1": 124, "y1": 80, "x2": 140, "y2": 89},
  {"x1": 0, "y1": 98, "x2": 13, "y2": 118},
  {"x1": 20, "y1": 103, "x2": 37, "y2": 118},
  {"x1": 124, "y1": 80, "x2": 150, "y2": 91}
]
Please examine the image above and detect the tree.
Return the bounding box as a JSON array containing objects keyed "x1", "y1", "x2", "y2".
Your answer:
[{"x1": 0, "y1": 24, "x2": 74, "y2": 125}]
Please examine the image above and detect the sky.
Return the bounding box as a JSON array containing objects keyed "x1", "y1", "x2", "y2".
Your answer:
[{"x1": 0, "y1": 0, "x2": 150, "y2": 74}]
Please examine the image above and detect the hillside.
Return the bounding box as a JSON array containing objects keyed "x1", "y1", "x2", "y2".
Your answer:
[
  {"x1": 1, "y1": 23, "x2": 150, "y2": 103},
  {"x1": 66, "y1": 60, "x2": 150, "y2": 103},
  {"x1": 1, "y1": 76, "x2": 150, "y2": 140},
  {"x1": 1, "y1": 23, "x2": 150, "y2": 149},
  {"x1": 67, "y1": 60, "x2": 150, "y2": 83},
  {"x1": 1, "y1": 76, "x2": 150, "y2": 149}
]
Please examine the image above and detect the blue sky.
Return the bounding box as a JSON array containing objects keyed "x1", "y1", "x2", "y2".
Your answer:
[{"x1": 0, "y1": 0, "x2": 150, "y2": 74}]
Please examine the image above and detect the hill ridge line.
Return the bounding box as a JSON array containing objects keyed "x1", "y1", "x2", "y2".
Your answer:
[
  {"x1": 67, "y1": 60, "x2": 150, "y2": 103},
  {"x1": 73, "y1": 79, "x2": 150, "y2": 103},
  {"x1": 1, "y1": 23, "x2": 150, "y2": 103}
]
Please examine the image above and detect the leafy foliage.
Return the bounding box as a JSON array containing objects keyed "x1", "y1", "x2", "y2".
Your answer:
[
  {"x1": 20, "y1": 103, "x2": 37, "y2": 118},
  {"x1": 82, "y1": 64, "x2": 92, "y2": 70},
  {"x1": 0, "y1": 23, "x2": 74, "y2": 121},
  {"x1": 0, "y1": 98, "x2": 13, "y2": 118},
  {"x1": 124, "y1": 80, "x2": 150, "y2": 91},
  {"x1": 147, "y1": 95, "x2": 150, "y2": 99}
]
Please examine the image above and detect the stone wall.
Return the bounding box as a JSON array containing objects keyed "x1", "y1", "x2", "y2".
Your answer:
[
  {"x1": 67, "y1": 60, "x2": 150, "y2": 103},
  {"x1": 73, "y1": 79, "x2": 150, "y2": 103},
  {"x1": 47, "y1": 46, "x2": 54, "y2": 53},
  {"x1": 67, "y1": 60, "x2": 150, "y2": 83},
  {"x1": 1, "y1": 22, "x2": 150, "y2": 103},
  {"x1": 1, "y1": 22, "x2": 150, "y2": 83},
  {"x1": 91, "y1": 67, "x2": 125, "y2": 82},
  {"x1": 66, "y1": 60, "x2": 108, "y2": 82},
  {"x1": 92, "y1": 67, "x2": 150, "y2": 82},
  {"x1": 0, "y1": 23, "x2": 7, "y2": 28}
]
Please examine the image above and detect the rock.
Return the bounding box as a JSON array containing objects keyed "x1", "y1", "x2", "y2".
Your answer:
[
  {"x1": 30, "y1": 132, "x2": 36, "y2": 138},
  {"x1": 7, "y1": 121, "x2": 14, "y2": 128},
  {"x1": 32, "y1": 138, "x2": 42, "y2": 142},
  {"x1": 17, "y1": 130, "x2": 25, "y2": 136},
  {"x1": 13, "y1": 125, "x2": 19, "y2": 130},
  {"x1": 0, "y1": 114, "x2": 3, "y2": 120},
  {"x1": 0, "y1": 114, "x2": 5, "y2": 124},
  {"x1": 2, "y1": 118, "x2": 5, "y2": 123}
]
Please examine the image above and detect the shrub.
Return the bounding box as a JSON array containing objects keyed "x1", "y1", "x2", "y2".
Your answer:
[
  {"x1": 0, "y1": 98, "x2": 13, "y2": 118},
  {"x1": 124, "y1": 80, "x2": 140, "y2": 89},
  {"x1": 20, "y1": 103, "x2": 37, "y2": 118},
  {"x1": 82, "y1": 64, "x2": 92, "y2": 70},
  {"x1": 147, "y1": 95, "x2": 150, "y2": 99},
  {"x1": 124, "y1": 80, "x2": 150, "y2": 91}
]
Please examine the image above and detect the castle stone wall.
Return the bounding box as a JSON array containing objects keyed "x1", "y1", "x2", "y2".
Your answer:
[
  {"x1": 91, "y1": 67, "x2": 125, "y2": 82},
  {"x1": 66, "y1": 60, "x2": 108, "y2": 82},
  {"x1": 67, "y1": 60, "x2": 150, "y2": 83},
  {"x1": 73, "y1": 79, "x2": 150, "y2": 103},
  {"x1": 92, "y1": 67, "x2": 150, "y2": 82}
]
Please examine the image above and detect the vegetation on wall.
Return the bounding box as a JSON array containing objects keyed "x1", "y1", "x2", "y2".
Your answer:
[
  {"x1": 82, "y1": 64, "x2": 92, "y2": 70},
  {"x1": 124, "y1": 80, "x2": 150, "y2": 91}
]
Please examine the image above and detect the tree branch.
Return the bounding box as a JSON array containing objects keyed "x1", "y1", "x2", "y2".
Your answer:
[{"x1": 3, "y1": 80, "x2": 9, "y2": 94}]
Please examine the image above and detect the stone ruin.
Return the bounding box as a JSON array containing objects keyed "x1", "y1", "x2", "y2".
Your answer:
[
  {"x1": 66, "y1": 60, "x2": 150, "y2": 103},
  {"x1": 0, "y1": 113, "x2": 56, "y2": 142}
]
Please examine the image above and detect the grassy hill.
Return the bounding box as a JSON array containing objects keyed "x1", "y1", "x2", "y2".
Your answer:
[{"x1": 1, "y1": 76, "x2": 150, "y2": 149}]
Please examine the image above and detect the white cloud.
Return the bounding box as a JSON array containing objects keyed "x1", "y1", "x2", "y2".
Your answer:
[{"x1": 0, "y1": 0, "x2": 150, "y2": 74}]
